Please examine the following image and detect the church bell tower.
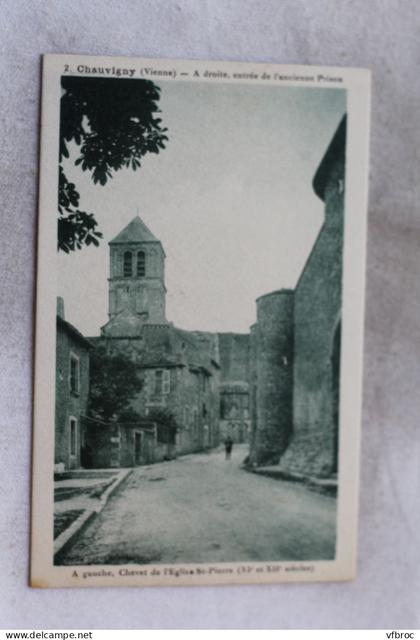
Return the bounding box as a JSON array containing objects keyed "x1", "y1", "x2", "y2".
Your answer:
[{"x1": 108, "y1": 216, "x2": 167, "y2": 324}]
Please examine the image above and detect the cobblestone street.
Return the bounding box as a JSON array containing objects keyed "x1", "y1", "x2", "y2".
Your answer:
[{"x1": 58, "y1": 445, "x2": 337, "y2": 565}]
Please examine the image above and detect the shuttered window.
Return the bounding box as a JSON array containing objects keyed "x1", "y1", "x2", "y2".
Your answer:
[
  {"x1": 162, "y1": 370, "x2": 170, "y2": 394},
  {"x1": 137, "y1": 251, "x2": 146, "y2": 277},
  {"x1": 154, "y1": 369, "x2": 170, "y2": 395},
  {"x1": 154, "y1": 370, "x2": 163, "y2": 394},
  {"x1": 69, "y1": 353, "x2": 80, "y2": 394},
  {"x1": 123, "y1": 251, "x2": 132, "y2": 277},
  {"x1": 69, "y1": 417, "x2": 77, "y2": 456}
]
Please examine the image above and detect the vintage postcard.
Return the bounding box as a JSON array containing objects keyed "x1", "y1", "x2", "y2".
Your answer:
[{"x1": 31, "y1": 54, "x2": 370, "y2": 588}]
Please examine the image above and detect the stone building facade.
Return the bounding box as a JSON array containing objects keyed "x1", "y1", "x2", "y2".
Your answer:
[
  {"x1": 81, "y1": 415, "x2": 176, "y2": 468},
  {"x1": 218, "y1": 333, "x2": 251, "y2": 444},
  {"x1": 94, "y1": 216, "x2": 222, "y2": 458},
  {"x1": 249, "y1": 116, "x2": 346, "y2": 478},
  {"x1": 55, "y1": 299, "x2": 91, "y2": 470}
]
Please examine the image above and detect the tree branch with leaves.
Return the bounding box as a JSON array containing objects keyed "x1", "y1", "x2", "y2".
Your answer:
[
  {"x1": 58, "y1": 76, "x2": 168, "y2": 252},
  {"x1": 88, "y1": 343, "x2": 144, "y2": 422}
]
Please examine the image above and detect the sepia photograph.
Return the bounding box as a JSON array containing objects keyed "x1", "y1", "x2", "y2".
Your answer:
[{"x1": 31, "y1": 55, "x2": 370, "y2": 587}]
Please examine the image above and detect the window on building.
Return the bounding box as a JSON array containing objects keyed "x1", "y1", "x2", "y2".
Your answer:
[
  {"x1": 123, "y1": 251, "x2": 133, "y2": 277},
  {"x1": 137, "y1": 251, "x2": 146, "y2": 277},
  {"x1": 69, "y1": 417, "x2": 77, "y2": 457},
  {"x1": 220, "y1": 394, "x2": 241, "y2": 419},
  {"x1": 69, "y1": 353, "x2": 80, "y2": 394},
  {"x1": 154, "y1": 370, "x2": 163, "y2": 394},
  {"x1": 162, "y1": 370, "x2": 170, "y2": 394},
  {"x1": 153, "y1": 370, "x2": 170, "y2": 395}
]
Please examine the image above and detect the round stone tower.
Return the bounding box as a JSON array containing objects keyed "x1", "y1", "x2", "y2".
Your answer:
[{"x1": 253, "y1": 289, "x2": 294, "y2": 465}]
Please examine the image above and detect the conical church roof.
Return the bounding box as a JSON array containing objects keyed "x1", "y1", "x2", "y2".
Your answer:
[{"x1": 109, "y1": 216, "x2": 160, "y2": 245}]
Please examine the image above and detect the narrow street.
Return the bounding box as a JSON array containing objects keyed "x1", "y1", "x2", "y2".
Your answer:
[{"x1": 59, "y1": 445, "x2": 337, "y2": 565}]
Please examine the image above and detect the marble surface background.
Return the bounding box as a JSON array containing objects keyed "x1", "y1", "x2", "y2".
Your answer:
[{"x1": 1, "y1": 0, "x2": 419, "y2": 629}]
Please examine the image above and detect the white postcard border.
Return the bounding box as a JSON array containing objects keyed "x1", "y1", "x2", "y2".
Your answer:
[{"x1": 31, "y1": 53, "x2": 371, "y2": 588}]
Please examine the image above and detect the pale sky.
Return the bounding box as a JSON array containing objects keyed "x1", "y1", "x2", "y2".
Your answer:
[{"x1": 58, "y1": 80, "x2": 346, "y2": 336}]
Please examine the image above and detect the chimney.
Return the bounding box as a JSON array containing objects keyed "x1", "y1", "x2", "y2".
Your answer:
[{"x1": 57, "y1": 297, "x2": 65, "y2": 320}]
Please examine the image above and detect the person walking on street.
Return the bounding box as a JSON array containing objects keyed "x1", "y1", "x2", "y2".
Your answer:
[{"x1": 224, "y1": 437, "x2": 234, "y2": 460}]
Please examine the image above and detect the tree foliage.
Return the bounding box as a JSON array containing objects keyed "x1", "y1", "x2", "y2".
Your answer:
[
  {"x1": 88, "y1": 343, "x2": 143, "y2": 422},
  {"x1": 58, "y1": 76, "x2": 168, "y2": 252},
  {"x1": 146, "y1": 407, "x2": 178, "y2": 432}
]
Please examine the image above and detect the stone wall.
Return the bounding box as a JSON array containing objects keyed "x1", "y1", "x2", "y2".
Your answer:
[
  {"x1": 280, "y1": 117, "x2": 345, "y2": 478},
  {"x1": 248, "y1": 323, "x2": 258, "y2": 457},
  {"x1": 217, "y1": 333, "x2": 251, "y2": 443},
  {"x1": 217, "y1": 333, "x2": 250, "y2": 383},
  {"x1": 55, "y1": 317, "x2": 90, "y2": 470},
  {"x1": 219, "y1": 385, "x2": 250, "y2": 443},
  {"x1": 84, "y1": 419, "x2": 168, "y2": 468},
  {"x1": 249, "y1": 290, "x2": 294, "y2": 465}
]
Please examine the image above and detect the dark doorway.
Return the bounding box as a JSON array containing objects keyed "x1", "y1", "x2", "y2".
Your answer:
[{"x1": 134, "y1": 432, "x2": 142, "y2": 465}]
